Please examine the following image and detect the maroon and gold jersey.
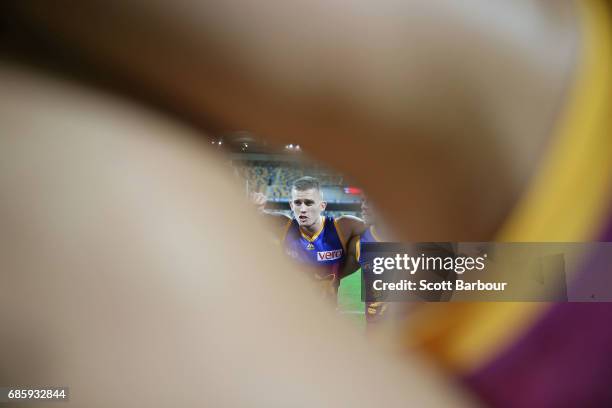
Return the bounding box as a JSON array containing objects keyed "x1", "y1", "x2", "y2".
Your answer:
[{"x1": 405, "y1": 1, "x2": 612, "y2": 406}]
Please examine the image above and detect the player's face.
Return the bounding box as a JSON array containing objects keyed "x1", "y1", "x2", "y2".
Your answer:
[{"x1": 290, "y1": 188, "x2": 326, "y2": 228}]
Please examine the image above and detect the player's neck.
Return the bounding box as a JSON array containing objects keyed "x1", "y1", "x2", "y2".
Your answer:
[{"x1": 301, "y1": 216, "x2": 324, "y2": 237}]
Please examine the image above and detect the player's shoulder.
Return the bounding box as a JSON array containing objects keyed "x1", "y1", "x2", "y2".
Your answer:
[
  {"x1": 264, "y1": 211, "x2": 293, "y2": 230},
  {"x1": 276, "y1": 212, "x2": 293, "y2": 221},
  {"x1": 334, "y1": 215, "x2": 365, "y2": 230},
  {"x1": 334, "y1": 214, "x2": 364, "y2": 225},
  {"x1": 332, "y1": 215, "x2": 366, "y2": 241}
]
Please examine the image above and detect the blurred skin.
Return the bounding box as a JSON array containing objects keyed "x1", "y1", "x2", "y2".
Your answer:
[
  {"x1": 3, "y1": 0, "x2": 579, "y2": 240},
  {"x1": 0, "y1": 0, "x2": 582, "y2": 406},
  {"x1": 250, "y1": 191, "x2": 267, "y2": 212},
  {"x1": 0, "y1": 65, "x2": 468, "y2": 407}
]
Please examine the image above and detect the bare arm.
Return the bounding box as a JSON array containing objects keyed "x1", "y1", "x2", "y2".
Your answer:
[
  {"x1": 0, "y1": 65, "x2": 471, "y2": 407},
  {"x1": 339, "y1": 234, "x2": 361, "y2": 280},
  {"x1": 251, "y1": 191, "x2": 292, "y2": 232},
  {"x1": 335, "y1": 215, "x2": 367, "y2": 248},
  {"x1": 265, "y1": 211, "x2": 292, "y2": 234},
  {"x1": 0, "y1": 1, "x2": 580, "y2": 405}
]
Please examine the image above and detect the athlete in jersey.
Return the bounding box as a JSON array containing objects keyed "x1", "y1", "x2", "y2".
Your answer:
[
  {"x1": 283, "y1": 215, "x2": 345, "y2": 293},
  {"x1": 343, "y1": 198, "x2": 388, "y2": 323},
  {"x1": 357, "y1": 226, "x2": 388, "y2": 323},
  {"x1": 259, "y1": 176, "x2": 366, "y2": 299}
]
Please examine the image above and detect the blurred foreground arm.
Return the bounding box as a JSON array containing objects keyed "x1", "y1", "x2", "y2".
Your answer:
[
  {"x1": 0, "y1": 64, "x2": 470, "y2": 407},
  {"x1": 4, "y1": 0, "x2": 579, "y2": 240}
]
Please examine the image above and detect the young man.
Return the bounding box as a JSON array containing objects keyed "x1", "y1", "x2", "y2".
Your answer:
[
  {"x1": 342, "y1": 197, "x2": 391, "y2": 324},
  {"x1": 258, "y1": 176, "x2": 366, "y2": 299},
  {"x1": 345, "y1": 196, "x2": 458, "y2": 326}
]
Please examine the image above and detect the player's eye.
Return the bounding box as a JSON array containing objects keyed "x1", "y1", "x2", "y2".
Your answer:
[
  {"x1": 304, "y1": 200, "x2": 315, "y2": 206},
  {"x1": 293, "y1": 200, "x2": 302, "y2": 205}
]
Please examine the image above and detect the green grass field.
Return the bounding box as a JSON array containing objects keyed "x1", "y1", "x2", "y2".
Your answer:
[{"x1": 337, "y1": 269, "x2": 365, "y2": 327}]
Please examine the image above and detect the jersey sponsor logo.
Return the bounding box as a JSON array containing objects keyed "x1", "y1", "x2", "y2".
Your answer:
[{"x1": 316, "y1": 249, "x2": 343, "y2": 262}]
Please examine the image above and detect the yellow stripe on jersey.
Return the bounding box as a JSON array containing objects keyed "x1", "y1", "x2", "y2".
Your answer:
[
  {"x1": 406, "y1": 0, "x2": 612, "y2": 374},
  {"x1": 370, "y1": 226, "x2": 382, "y2": 243},
  {"x1": 499, "y1": 0, "x2": 612, "y2": 242},
  {"x1": 300, "y1": 216, "x2": 326, "y2": 242},
  {"x1": 333, "y1": 218, "x2": 347, "y2": 252}
]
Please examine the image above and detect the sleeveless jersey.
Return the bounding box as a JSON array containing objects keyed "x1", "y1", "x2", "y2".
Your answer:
[{"x1": 283, "y1": 216, "x2": 345, "y2": 291}]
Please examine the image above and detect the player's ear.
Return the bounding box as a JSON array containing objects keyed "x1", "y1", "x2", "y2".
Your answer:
[{"x1": 320, "y1": 201, "x2": 327, "y2": 211}]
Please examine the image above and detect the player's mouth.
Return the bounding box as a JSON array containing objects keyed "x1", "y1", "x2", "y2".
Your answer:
[{"x1": 298, "y1": 215, "x2": 308, "y2": 222}]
